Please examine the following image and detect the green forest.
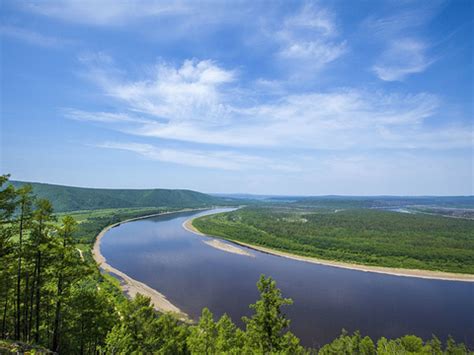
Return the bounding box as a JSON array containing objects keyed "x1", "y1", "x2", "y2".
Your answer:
[
  {"x1": 1, "y1": 175, "x2": 471, "y2": 354},
  {"x1": 192, "y1": 206, "x2": 474, "y2": 274},
  {"x1": 10, "y1": 180, "x2": 231, "y2": 212}
]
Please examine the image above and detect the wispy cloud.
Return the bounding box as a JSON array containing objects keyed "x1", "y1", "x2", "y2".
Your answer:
[
  {"x1": 68, "y1": 55, "x2": 473, "y2": 158},
  {"x1": 22, "y1": 0, "x2": 188, "y2": 26},
  {"x1": 63, "y1": 109, "x2": 150, "y2": 124},
  {"x1": 20, "y1": 0, "x2": 261, "y2": 33},
  {"x1": 364, "y1": 3, "x2": 441, "y2": 81},
  {"x1": 372, "y1": 39, "x2": 433, "y2": 81},
  {"x1": 276, "y1": 3, "x2": 347, "y2": 70},
  {"x1": 0, "y1": 25, "x2": 71, "y2": 47},
  {"x1": 79, "y1": 57, "x2": 236, "y2": 125},
  {"x1": 96, "y1": 141, "x2": 299, "y2": 172}
]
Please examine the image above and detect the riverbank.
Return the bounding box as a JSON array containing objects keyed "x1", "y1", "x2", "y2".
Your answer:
[
  {"x1": 93, "y1": 208, "x2": 208, "y2": 322},
  {"x1": 183, "y1": 218, "x2": 254, "y2": 257},
  {"x1": 186, "y1": 218, "x2": 474, "y2": 283}
]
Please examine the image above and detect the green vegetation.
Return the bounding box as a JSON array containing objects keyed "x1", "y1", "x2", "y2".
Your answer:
[
  {"x1": 10, "y1": 180, "x2": 229, "y2": 212},
  {"x1": 67, "y1": 207, "x2": 188, "y2": 244},
  {"x1": 290, "y1": 196, "x2": 474, "y2": 209},
  {"x1": 1, "y1": 175, "x2": 472, "y2": 353},
  {"x1": 1, "y1": 175, "x2": 124, "y2": 353},
  {"x1": 193, "y1": 206, "x2": 474, "y2": 274}
]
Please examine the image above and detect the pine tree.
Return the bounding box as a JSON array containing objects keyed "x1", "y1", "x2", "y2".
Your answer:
[
  {"x1": 14, "y1": 184, "x2": 34, "y2": 341},
  {"x1": 188, "y1": 308, "x2": 217, "y2": 354},
  {"x1": 29, "y1": 199, "x2": 54, "y2": 343},
  {"x1": 0, "y1": 175, "x2": 17, "y2": 339},
  {"x1": 215, "y1": 313, "x2": 242, "y2": 353},
  {"x1": 242, "y1": 274, "x2": 304, "y2": 354},
  {"x1": 52, "y1": 215, "x2": 77, "y2": 352}
]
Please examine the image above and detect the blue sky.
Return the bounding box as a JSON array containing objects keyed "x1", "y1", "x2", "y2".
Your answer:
[{"x1": 0, "y1": 0, "x2": 472, "y2": 195}]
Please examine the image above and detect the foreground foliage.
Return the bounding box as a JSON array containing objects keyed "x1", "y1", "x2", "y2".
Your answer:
[
  {"x1": 1, "y1": 175, "x2": 471, "y2": 354},
  {"x1": 193, "y1": 207, "x2": 474, "y2": 273}
]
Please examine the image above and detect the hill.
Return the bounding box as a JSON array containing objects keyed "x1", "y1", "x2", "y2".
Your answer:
[{"x1": 10, "y1": 180, "x2": 229, "y2": 212}]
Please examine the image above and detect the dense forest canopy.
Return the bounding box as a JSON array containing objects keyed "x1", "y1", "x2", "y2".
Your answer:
[
  {"x1": 9, "y1": 180, "x2": 231, "y2": 212},
  {"x1": 193, "y1": 206, "x2": 474, "y2": 274}
]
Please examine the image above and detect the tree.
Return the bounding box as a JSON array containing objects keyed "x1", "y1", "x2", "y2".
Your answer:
[
  {"x1": 242, "y1": 274, "x2": 304, "y2": 354},
  {"x1": 14, "y1": 184, "x2": 34, "y2": 341},
  {"x1": 319, "y1": 330, "x2": 376, "y2": 355},
  {"x1": 445, "y1": 335, "x2": 468, "y2": 355},
  {"x1": 427, "y1": 335, "x2": 443, "y2": 355},
  {"x1": 105, "y1": 294, "x2": 164, "y2": 354},
  {"x1": 400, "y1": 335, "x2": 424, "y2": 352},
  {"x1": 52, "y1": 215, "x2": 78, "y2": 352},
  {"x1": 187, "y1": 308, "x2": 217, "y2": 354},
  {"x1": 154, "y1": 313, "x2": 189, "y2": 354},
  {"x1": 359, "y1": 335, "x2": 376, "y2": 355},
  {"x1": 64, "y1": 279, "x2": 117, "y2": 354},
  {"x1": 215, "y1": 313, "x2": 242, "y2": 353},
  {"x1": 0, "y1": 175, "x2": 16, "y2": 220},
  {"x1": 29, "y1": 198, "x2": 54, "y2": 343},
  {"x1": 0, "y1": 175, "x2": 16, "y2": 339}
]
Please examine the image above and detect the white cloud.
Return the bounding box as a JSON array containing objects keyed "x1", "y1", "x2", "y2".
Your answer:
[
  {"x1": 63, "y1": 109, "x2": 150, "y2": 124},
  {"x1": 365, "y1": 3, "x2": 441, "y2": 82},
  {"x1": 284, "y1": 3, "x2": 338, "y2": 37},
  {"x1": 80, "y1": 58, "x2": 236, "y2": 125},
  {"x1": 363, "y1": 10, "x2": 433, "y2": 37},
  {"x1": 280, "y1": 40, "x2": 346, "y2": 65},
  {"x1": 70, "y1": 57, "x2": 472, "y2": 155},
  {"x1": 276, "y1": 3, "x2": 347, "y2": 69},
  {"x1": 373, "y1": 39, "x2": 432, "y2": 81},
  {"x1": 22, "y1": 0, "x2": 188, "y2": 26},
  {"x1": 97, "y1": 142, "x2": 299, "y2": 171},
  {"x1": 0, "y1": 25, "x2": 70, "y2": 47}
]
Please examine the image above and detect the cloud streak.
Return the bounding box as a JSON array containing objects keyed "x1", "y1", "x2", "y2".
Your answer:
[
  {"x1": 276, "y1": 3, "x2": 347, "y2": 70},
  {"x1": 96, "y1": 141, "x2": 299, "y2": 172},
  {"x1": 372, "y1": 39, "x2": 433, "y2": 81},
  {"x1": 22, "y1": 0, "x2": 189, "y2": 26},
  {"x1": 365, "y1": 3, "x2": 440, "y2": 81},
  {"x1": 0, "y1": 25, "x2": 71, "y2": 47},
  {"x1": 67, "y1": 56, "x2": 473, "y2": 156}
]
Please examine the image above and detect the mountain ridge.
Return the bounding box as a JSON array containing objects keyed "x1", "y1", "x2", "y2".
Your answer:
[{"x1": 10, "y1": 180, "x2": 228, "y2": 212}]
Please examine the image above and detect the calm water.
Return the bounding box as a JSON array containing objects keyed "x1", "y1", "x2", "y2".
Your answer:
[{"x1": 101, "y1": 209, "x2": 474, "y2": 348}]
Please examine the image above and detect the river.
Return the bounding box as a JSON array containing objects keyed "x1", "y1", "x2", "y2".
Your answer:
[{"x1": 100, "y1": 208, "x2": 474, "y2": 348}]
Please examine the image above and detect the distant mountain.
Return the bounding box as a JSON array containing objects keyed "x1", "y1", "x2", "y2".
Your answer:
[{"x1": 10, "y1": 181, "x2": 230, "y2": 212}]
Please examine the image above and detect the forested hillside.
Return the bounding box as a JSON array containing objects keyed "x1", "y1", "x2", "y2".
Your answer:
[{"x1": 10, "y1": 181, "x2": 228, "y2": 212}]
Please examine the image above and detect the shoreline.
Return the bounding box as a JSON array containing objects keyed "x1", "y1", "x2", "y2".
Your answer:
[
  {"x1": 185, "y1": 218, "x2": 474, "y2": 283},
  {"x1": 183, "y1": 218, "x2": 254, "y2": 257},
  {"x1": 92, "y1": 208, "x2": 209, "y2": 322}
]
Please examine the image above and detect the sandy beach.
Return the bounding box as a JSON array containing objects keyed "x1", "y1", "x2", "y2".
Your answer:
[
  {"x1": 183, "y1": 218, "x2": 254, "y2": 257},
  {"x1": 92, "y1": 209, "x2": 207, "y2": 322},
  {"x1": 204, "y1": 239, "x2": 255, "y2": 257},
  {"x1": 185, "y1": 218, "x2": 474, "y2": 283}
]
